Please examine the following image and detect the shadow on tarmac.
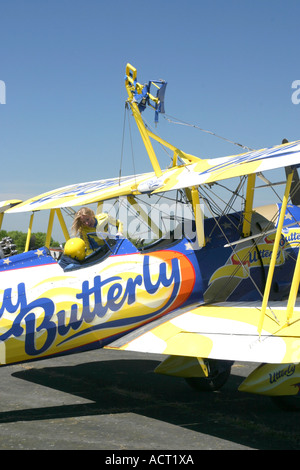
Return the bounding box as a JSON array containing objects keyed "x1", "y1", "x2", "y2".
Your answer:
[{"x1": 1, "y1": 357, "x2": 299, "y2": 450}]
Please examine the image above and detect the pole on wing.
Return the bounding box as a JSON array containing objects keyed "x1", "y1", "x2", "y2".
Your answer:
[{"x1": 125, "y1": 64, "x2": 163, "y2": 178}]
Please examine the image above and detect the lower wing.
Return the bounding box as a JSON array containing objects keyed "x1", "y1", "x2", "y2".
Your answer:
[{"x1": 106, "y1": 301, "x2": 300, "y2": 365}]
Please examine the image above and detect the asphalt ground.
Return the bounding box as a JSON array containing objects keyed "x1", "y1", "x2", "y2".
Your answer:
[{"x1": 0, "y1": 348, "x2": 299, "y2": 451}]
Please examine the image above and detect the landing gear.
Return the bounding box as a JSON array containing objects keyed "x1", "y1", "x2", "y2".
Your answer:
[{"x1": 185, "y1": 359, "x2": 233, "y2": 392}]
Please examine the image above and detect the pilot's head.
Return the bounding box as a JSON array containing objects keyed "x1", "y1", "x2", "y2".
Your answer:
[{"x1": 64, "y1": 238, "x2": 86, "y2": 261}]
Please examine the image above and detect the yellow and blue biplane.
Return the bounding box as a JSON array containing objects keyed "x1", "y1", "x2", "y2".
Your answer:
[{"x1": 1, "y1": 64, "x2": 300, "y2": 410}]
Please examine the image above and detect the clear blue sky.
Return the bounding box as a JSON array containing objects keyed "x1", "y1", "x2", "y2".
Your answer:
[{"x1": 0, "y1": 0, "x2": 299, "y2": 240}]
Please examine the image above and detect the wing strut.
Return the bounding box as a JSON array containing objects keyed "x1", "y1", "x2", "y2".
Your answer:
[
  {"x1": 126, "y1": 195, "x2": 162, "y2": 238},
  {"x1": 24, "y1": 213, "x2": 34, "y2": 252},
  {"x1": 257, "y1": 169, "x2": 294, "y2": 335},
  {"x1": 24, "y1": 208, "x2": 70, "y2": 252},
  {"x1": 242, "y1": 173, "x2": 256, "y2": 238},
  {"x1": 286, "y1": 230, "x2": 300, "y2": 324},
  {"x1": 191, "y1": 186, "x2": 205, "y2": 248}
]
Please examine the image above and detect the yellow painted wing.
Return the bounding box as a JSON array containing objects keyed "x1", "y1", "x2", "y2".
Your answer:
[
  {"x1": 155, "y1": 139, "x2": 300, "y2": 192},
  {"x1": 106, "y1": 301, "x2": 300, "y2": 365},
  {"x1": 6, "y1": 172, "x2": 158, "y2": 212},
  {"x1": 7, "y1": 140, "x2": 300, "y2": 213},
  {"x1": 0, "y1": 199, "x2": 22, "y2": 213}
]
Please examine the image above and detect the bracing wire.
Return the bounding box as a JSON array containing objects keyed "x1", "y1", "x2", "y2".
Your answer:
[
  {"x1": 164, "y1": 114, "x2": 254, "y2": 152},
  {"x1": 119, "y1": 104, "x2": 128, "y2": 184}
]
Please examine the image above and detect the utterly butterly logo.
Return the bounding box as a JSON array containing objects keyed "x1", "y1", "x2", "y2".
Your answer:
[
  {"x1": 0, "y1": 251, "x2": 196, "y2": 362},
  {"x1": 208, "y1": 235, "x2": 285, "y2": 285},
  {"x1": 269, "y1": 364, "x2": 296, "y2": 385}
]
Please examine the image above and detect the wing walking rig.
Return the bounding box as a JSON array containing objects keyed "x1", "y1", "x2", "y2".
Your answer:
[{"x1": 2, "y1": 64, "x2": 300, "y2": 408}]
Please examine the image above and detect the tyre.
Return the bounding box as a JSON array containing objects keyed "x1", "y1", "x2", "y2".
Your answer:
[{"x1": 185, "y1": 359, "x2": 233, "y2": 392}]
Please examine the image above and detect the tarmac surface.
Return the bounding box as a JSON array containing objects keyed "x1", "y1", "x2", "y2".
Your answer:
[{"x1": 0, "y1": 348, "x2": 299, "y2": 451}]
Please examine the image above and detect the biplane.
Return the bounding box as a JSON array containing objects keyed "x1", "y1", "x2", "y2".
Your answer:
[{"x1": 1, "y1": 64, "x2": 300, "y2": 410}]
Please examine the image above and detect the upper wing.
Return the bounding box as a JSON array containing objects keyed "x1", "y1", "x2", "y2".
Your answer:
[
  {"x1": 155, "y1": 139, "x2": 300, "y2": 192},
  {"x1": 6, "y1": 173, "x2": 158, "y2": 213},
  {"x1": 7, "y1": 140, "x2": 300, "y2": 213},
  {"x1": 106, "y1": 301, "x2": 300, "y2": 365},
  {"x1": 0, "y1": 199, "x2": 23, "y2": 213}
]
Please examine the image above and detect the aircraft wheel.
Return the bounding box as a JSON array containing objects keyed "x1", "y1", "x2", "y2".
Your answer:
[
  {"x1": 271, "y1": 396, "x2": 300, "y2": 412},
  {"x1": 185, "y1": 359, "x2": 233, "y2": 392}
]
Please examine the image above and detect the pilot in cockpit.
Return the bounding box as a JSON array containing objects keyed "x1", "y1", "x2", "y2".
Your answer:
[{"x1": 72, "y1": 207, "x2": 123, "y2": 255}]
